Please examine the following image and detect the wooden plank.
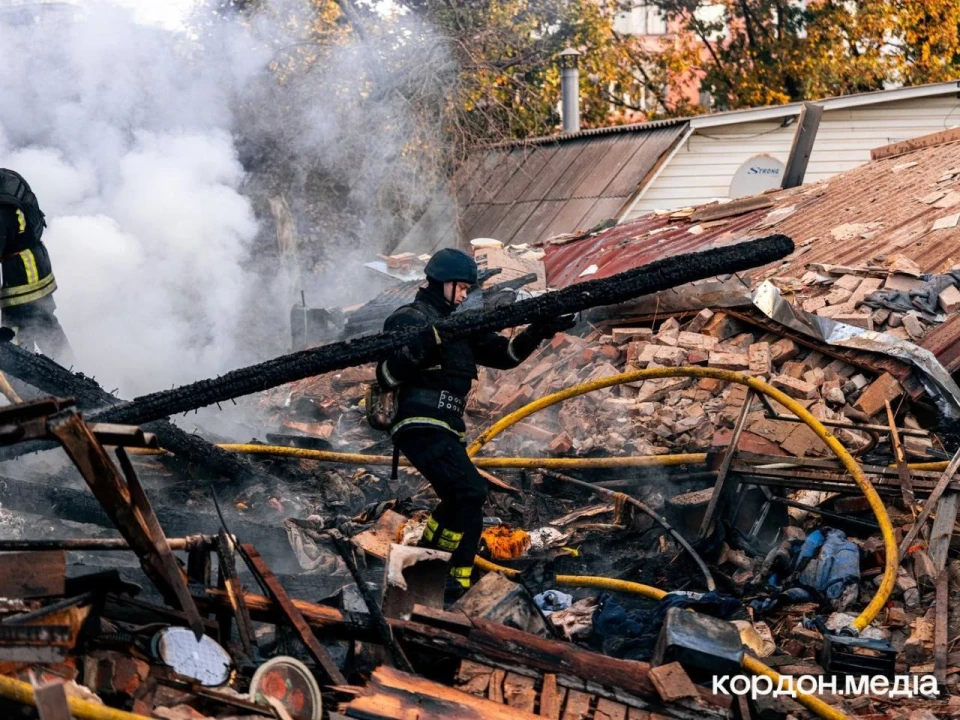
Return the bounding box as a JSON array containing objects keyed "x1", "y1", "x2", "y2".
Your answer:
[
  {"x1": 489, "y1": 668, "x2": 506, "y2": 704},
  {"x1": 885, "y1": 400, "x2": 917, "y2": 515},
  {"x1": 936, "y1": 570, "x2": 949, "y2": 685},
  {"x1": 456, "y1": 660, "x2": 494, "y2": 697},
  {"x1": 215, "y1": 531, "x2": 255, "y2": 656},
  {"x1": 240, "y1": 543, "x2": 346, "y2": 686},
  {"x1": 561, "y1": 689, "x2": 593, "y2": 720},
  {"x1": 690, "y1": 196, "x2": 773, "y2": 223},
  {"x1": 349, "y1": 666, "x2": 541, "y2": 720},
  {"x1": 0, "y1": 551, "x2": 65, "y2": 599},
  {"x1": 871, "y1": 128, "x2": 960, "y2": 161},
  {"x1": 504, "y1": 672, "x2": 537, "y2": 713},
  {"x1": 539, "y1": 674, "x2": 564, "y2": 719},
  {"x1": 595, "y1": 698, "x2": 628, "y2": 720},
  {"x1": 898, "y1": 447, "x2": 960, "y2": 560},
  {"x1": 699, "y1": 389, "x2": 753, "y2": 538},
  {"x1": 781, "y1": 102, "x2": 823, "y2": 189},
  {"x1": 930, "y1": 491, "x2": 960, "y2": 572}
]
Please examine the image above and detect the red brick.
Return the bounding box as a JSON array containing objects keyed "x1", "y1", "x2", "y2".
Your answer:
[
  {"x1": 686, "y1": 350, "x2": 710, "y2": 366},
  {"x1": 769, "y1": 338, "x2": 800, "y2": 365},
  {"x1": 611, "y1": 327, "x2": 653, "y2": 344},
  {"x1": 698, "y1": 377, "x2": 723, "y2": 394},
  {"x1": 854, "y1": 372, "x2": 904, "y2": 417},
  {"x1": 684, "y1": 308, "x2": 715, "y2": 333},
  {"x1": 498, "y1": 386, "x2": 534, "y2": 413},
  {"x1": 770, "y1": 374, "x2": 818, "y2": 400},
  {"x1": 707, "y1": 351, "x2": 750, "y2": 370},
  {"x1": 597, "y1": 344, "x2": 621, "y2": 362},
  {"x1": 514, "y1": 422, "x2": 555, "y2": 443},
  {"x1": 780, "y1": 361, "x2": 807, "y2": 379},
  {"x1": 712, "y1": 428, "x2": 786, "y2": 456},
  {"x1": 548, "y1": 432, "x2": 573, "y2": 455},
  {"x1": 748, "y1": 342, "x2": 772, "y2": 375},
  {"x1": 702, "y1": 312, "x2": 745, "y2": 339},
  {"x1": 649, "y1": 662, "x2": 699, "y2": 702}
]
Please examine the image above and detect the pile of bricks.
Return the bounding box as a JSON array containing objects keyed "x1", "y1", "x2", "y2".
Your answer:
[
  {"x1": 777, "y1": 255, "x2": 960, "y2": 341},
  {"x1": 470, "y1": 309, "x2": 932, "y2": 461}
]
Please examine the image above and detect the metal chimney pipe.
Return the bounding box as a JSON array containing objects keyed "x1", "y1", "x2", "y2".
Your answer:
[{"x1": 558, "y1": 48, "x2": 581, "y2": 134}]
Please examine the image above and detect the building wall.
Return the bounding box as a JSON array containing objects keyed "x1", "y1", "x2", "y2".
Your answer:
[{"x1": 624, "y1": 95, "x2": 960, "y2": 219}]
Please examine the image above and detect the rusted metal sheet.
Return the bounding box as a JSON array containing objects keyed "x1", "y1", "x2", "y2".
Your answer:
[
  {"x1": 0, "y1": 551, "x2": 65, "y2": 599},
  {"x1": 920, "y1": 313, "x2": 960, "y2": 373},
  {"x1": 403, "y1": 125, "x2": 687, "y2": 253},
  {"x1": 240, "y1": 543, "x2": 347, "y2": 686},
  {"x1": 545, "y1": 134, "x2": 960, "y2": 289}
]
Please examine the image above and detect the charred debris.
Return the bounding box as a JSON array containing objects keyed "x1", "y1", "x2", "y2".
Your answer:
[{"x1": 0, "y1": 195, "x2": 959, "y2": 720}]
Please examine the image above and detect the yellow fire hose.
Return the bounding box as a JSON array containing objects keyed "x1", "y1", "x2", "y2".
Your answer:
[
  {"x1": 134, "y1": 444, "x2": 707, "y2": 470},
  {"x1": 0, "y1": 674, "x2": 151, "y2": 720},
  {"x1": 466, "y1": 367, "x2": 897, "y2": 720}
]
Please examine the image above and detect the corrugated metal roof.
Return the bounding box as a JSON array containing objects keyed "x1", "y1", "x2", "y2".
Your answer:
[
  {"x1": 544, "y1": 130, "x2": 960, "y2": 288},
  {"x1": 397, "y1": 124, "x2": 688, "y2": 255}
]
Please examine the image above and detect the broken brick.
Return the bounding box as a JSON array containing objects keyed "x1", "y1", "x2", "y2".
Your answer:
[
  {"x1": 748, "y1": 342, "x2": 772, "y2": 375},
  {"x1": 636, "y1": 345, "x2": 687, "y2": 367},
  {"x1": 832, "y1": 313, "x2": 873, "y2": 330},
  {"x1": 769, "y1": 338, "x2": 800, "y2": 365},
  {"x1": 701, "y1": 312, "x2": 745, "y2": 339},
  {"x1": 903, "y1": 313, "x2": 925, "y2": 339},
  {"x1": 801, "y1": 296, "x2": 827, "y2": 313},
  {"x1": 939, "y1": 284, "x2": 960, "y2": 313},
  {"x1": 770, "y1": 374, "x2": 818, "y2": 400},
  {"x1": 649, "y1": 662, "x2": 699, "y2": 702},
  {"x1": 780, "y1": 361, "x2": 808, "y2": 379},
  {"x1": 698, "y1": 377, "x2": 723, "y2": 394},
  {"x1": 684, "y1": 308, "x2": 715, "y2": 333},
  {"x1": 854, "y1": 372, "x2": 903, "y2": 417},
  {"x1": 707, "y1": 351, "x2": 750, "y2": 370},
  {"x1": 780, "y1": 423, "x2": 824, "y2": 457},
  {"x1": 611, "y1": 327, "x2": 654, "y2": 344},
  {"x1": 834, "y1": 274, "x2": 864, "y2": 291},
  {"x1": 548, "y1": 432, "x2": 573, "y2": 455},
  {"x1": 676, "y1": 331, "x2": 718, "y2": 351},
  {"x1": 685, "y1": 350, "x2": 709, "y2": 366}
]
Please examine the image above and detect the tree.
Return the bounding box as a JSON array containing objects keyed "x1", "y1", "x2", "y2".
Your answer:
[
  {"x1": 395, "y1": 0, "x2": 644, "y2": 146},
  {"x1": 632, "y1": 0, "x2": 960, "y2": 116}
]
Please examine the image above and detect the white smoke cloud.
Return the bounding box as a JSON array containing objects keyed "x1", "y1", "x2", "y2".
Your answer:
[{"x1": 0, "y1": 1, "x2": 451, "y2": 401}]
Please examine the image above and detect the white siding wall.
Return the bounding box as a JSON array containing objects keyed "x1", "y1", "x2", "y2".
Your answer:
[{"x1": 625, "y1": 95, "x2": 960, "y2": 220}]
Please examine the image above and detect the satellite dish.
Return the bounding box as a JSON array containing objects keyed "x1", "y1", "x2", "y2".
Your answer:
[{"x1": 729, "y1": 154, "x2": 785, "y2": 199}]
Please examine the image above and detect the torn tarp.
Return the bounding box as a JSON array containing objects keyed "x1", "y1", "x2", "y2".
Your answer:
[
  {"x1": 752, "y1": 281, "x2": 960, "y2": 418},
  {"x1": 860, "y1": 270, "x2": 960, "y2": 319}
]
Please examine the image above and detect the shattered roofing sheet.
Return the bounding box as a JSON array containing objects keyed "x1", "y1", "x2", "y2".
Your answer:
[
  {"x1": 545, "y1": 134, "x2": 960, "y2": 289},
  {"x1": 397, "y1": 124, "x2": 688, "y2": 254}
]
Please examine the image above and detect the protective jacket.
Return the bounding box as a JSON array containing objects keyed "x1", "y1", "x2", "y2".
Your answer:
[
  {"x1": 376, "y1": 286, "x2": 544, "y2": 437},
  {"x1": 0, "y1": 206, "x2": 56, "y2": 309}
]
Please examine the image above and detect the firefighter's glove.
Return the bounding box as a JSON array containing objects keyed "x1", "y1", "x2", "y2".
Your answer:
[{"x1": 528, "y1": 314, "x2": 576, "y2": 341}]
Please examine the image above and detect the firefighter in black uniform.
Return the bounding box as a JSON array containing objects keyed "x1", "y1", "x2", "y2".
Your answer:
[
  {"x1": 376, "y1": 248, "x2": 574, "y2": 600},
  {"x1": 0, "y1": 169, "x2": 73, "y2": 364}
]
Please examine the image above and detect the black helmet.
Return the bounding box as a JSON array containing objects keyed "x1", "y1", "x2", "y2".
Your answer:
[{"x1": 424, "y1": 248, "x2": 478, "y2": 285}]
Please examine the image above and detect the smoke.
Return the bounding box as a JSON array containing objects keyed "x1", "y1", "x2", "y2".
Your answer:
[{"x1": 0, "y1": 0, "x2": 452, "y2": 398}]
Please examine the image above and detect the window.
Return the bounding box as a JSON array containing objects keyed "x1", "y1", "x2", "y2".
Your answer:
[{"x1": 614, "y1": 2, "x2": 667, "y2": 36}]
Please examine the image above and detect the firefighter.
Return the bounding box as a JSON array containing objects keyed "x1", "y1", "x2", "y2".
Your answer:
[
  {"x1": 376, "y1": 248, "x2": 574, "y2": 601},
  {"x1": 0, "y1": 169, "x2": 73, "y2": 364}
]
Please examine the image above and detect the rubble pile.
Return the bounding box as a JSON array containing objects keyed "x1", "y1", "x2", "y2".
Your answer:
[{"x1": 774, "y1": 255, "x2": 960, "y2": 340}]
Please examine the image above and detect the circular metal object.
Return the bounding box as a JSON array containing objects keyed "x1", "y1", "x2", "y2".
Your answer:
[{"x1": 250, "y1": 655, "x2": 322, "y2": 720}]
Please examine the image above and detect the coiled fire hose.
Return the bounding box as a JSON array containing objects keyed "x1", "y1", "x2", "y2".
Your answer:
[{"x1": 465, "y1": 368, "x2": 898, "y2": 720}]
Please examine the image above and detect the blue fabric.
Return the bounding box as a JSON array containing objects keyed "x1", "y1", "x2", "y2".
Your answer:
[
  {"x1": 592, "y1": 591, "x2": 742, "y2": 662},
  {"x1": 534, "y1": 590, "x2": 573, "y2": 615}
]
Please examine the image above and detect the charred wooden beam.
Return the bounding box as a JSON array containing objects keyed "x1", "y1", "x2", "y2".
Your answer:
[
  {"x1": 238, "y1": 543, "x2": 347, "y2": 686},
  {"x1": 0, "y1": 341, "x2": 268, "y2": 483},
  {"x1": 86, "y1": 236, "x2": 793, "y2": 427}
]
